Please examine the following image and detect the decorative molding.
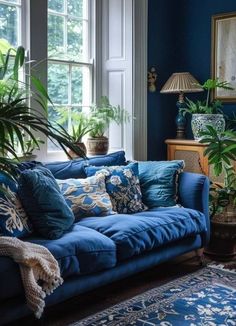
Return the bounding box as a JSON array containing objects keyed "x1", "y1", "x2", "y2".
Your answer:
[
  {"x1": 107, "y1": 0, "x2": 125, "y2": 60},
  {"x1": 133, "y1": 0, "x2": 148, "y2": 161},
  {"x1": 94, "y1": 0, "x2": 103, "y2": 101}
]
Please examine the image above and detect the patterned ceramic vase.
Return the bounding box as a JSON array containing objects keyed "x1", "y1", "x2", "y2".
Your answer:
[{"x1": 191, "y1": 114, "x2": 225, "y2": 140}]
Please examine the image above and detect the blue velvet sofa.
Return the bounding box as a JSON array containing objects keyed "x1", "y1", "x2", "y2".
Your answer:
[{"x1": 0, "y1": 152, "x2": 210, "y2": 325}]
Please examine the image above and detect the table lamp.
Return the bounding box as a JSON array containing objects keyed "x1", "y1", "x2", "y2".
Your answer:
[{"x1": 160, "y1": 72, "x2": 203, "y2": 139}]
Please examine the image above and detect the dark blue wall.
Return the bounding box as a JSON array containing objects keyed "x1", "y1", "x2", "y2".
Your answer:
[{"x1": 148, "y1": 0, "x2": 236, "y2": 160}]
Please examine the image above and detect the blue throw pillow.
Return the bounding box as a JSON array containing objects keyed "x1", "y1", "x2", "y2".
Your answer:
[
  {"x1": 18, "y1": 167, "x2": 75, "y2": 239},
  {"x1": 86, "y1": 162, "x2": 147, "y2": 214},
  {"x1": 0, "y1": 173, "x2": 32, "y2": 238},
  {"x1": 57, "y1": 175, "x2": 115, "y2": 220},
  {"x1": 44, "y1": 151, "x2": 126, "y2": 179},
  {"x1": 138, "y1": 160, "x2": 185, "y2": 208}
]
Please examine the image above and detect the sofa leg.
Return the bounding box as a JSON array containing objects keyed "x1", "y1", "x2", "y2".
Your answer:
[{"x1": 195, "y1": 248, "x2": 205, "y2": 266}]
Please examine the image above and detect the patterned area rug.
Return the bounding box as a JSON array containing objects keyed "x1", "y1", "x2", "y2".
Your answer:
[{"x1": 71, "y1": 267, "x2": 236, "y2": 326}]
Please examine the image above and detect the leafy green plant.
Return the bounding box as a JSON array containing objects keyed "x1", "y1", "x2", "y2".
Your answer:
[
  {"x1": 21, "y1": 138, "x2": 44, "y2": 157},
  {"x1": 200, "y1": 125, "x2": 236, "y2": 217},
  {"x1": 0, "y1": 39, "x2": 85, "y2": 178},
  {"x1": 181, "y1": 78, "x2": 233, "y2": 115},
  {"x1": 56, "y1": 109, "x2": 93, "y2": 143},
  {"x1": 89, "y1": 96, "x2": 129, "y2": 138}
]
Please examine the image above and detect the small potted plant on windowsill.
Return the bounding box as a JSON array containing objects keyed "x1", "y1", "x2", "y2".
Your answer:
[
  {"x1": 87, "y1": 96, "x2": 129, "y2": 155},
  {"x1": 181, "y1": 78, "x2": 234, "y2": 140},
  {"x1": 56, "y1": 110, "x2": 93, "y2": 158},
  {"x1": 18, "y1": 138, "x2": 44, "y2": 162}
]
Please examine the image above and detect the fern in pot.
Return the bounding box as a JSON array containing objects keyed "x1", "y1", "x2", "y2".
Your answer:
[
  {"x1": 181, "y1": 79, "x2": 234, "y2": 140},
  {"x1": 87, "y1": 96, "x2": 129, "y2": 155}
]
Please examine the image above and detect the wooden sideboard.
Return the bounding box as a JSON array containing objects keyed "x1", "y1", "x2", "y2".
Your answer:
[
  {"x1": 165, "y1": 139, "x2": 236, "y2": 260},
  {"x1": 165, "y1": 139, "x2": 236, "y2": 183}
]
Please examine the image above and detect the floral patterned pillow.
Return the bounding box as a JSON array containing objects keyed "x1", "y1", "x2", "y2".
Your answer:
[
  {"x1": 85, "y1": 162, "x2": 147, "y2": 214},
  {"x1": 57, "y1": 174, "x2": 116, "y2": 220},
  {"x1": 0, "y1": 176, "x2": 32, "y2": 238}
]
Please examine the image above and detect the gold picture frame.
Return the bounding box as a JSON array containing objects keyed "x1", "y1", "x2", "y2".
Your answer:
[{"x1": 212, "y1": 12, "x2": 236, "y2": 102}]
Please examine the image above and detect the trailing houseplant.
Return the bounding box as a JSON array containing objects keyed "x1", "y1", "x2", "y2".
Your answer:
[
  {"x1": 181, "y1": 78, "x2": 234, "y2": 140},
  {"x1": 87, "y1": 96, "x2": 129, "y2": 155},
  {"x1": 0, "y1": 39, "x2": 85, "y2": 179}
]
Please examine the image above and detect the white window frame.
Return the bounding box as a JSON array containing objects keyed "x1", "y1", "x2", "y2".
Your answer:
[
  {"x1": 11, "y1": 0, "x2": 147, "y2": 162},
  {"x1": 0, "y1": 0, "x2": 23, "y2": 47},
  {"x1": 47, "y1": 0, "x2": 95, "y2": 160}
]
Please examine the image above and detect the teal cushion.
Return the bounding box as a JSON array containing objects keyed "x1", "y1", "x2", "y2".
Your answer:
[
  {"x1": 0, "y1": 173, "x2": 32, "y2": 238},
  {"x1": 138, "y1": 160, "x2": 185, "y2": 208},
  {"x1": 18, "y1": 167, "x2": 74, "y2": 239},
  {"x1": 86, "y1": 162, "x2": 147, "y2": 214},
  {"x1": 57, "y1": 175, "x2": 115, "y2": 220}
]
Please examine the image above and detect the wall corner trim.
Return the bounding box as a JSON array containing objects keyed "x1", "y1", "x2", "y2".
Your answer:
[{"x1": 133, "y1": 0, "x2": 148, "y2": 161}]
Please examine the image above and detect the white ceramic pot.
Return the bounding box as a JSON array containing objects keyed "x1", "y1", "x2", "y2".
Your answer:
[{"x1": 191, "y1": 114, "x2": 225, "y2": 140}]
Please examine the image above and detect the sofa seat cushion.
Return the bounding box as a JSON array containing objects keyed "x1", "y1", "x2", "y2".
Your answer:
[
  {"x1": 0, "y1": 225, "x2": 116, "y2": 302},
  {"x1": 78, "y1": 207, "x2": 207, "y2": 261},
  {"x1": 29, "y1": 224, "x2": 116, "y2": 277}
]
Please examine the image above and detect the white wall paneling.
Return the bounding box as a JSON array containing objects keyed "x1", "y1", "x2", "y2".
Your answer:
[
  {"x1": 97, "y1": 0, "x2": 148, "y2": 160},
  {"x1": 100, "y1": 0, "x2": 133, "y2": 159}
]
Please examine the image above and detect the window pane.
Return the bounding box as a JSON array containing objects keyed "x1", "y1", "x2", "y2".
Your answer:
[
  {"x1": 0, "y1": 4, "x2": 18, "y2": 46},
  {"x1": 67, "y1": 0, "x2": 83, "y2": 18},
  {"x1": 72, "y1": 66, "x2": 90, "y2": 105},
  {"x1": 48, "y1": 0, "x2": 64, "y2": 13},
  {"x1": 67, "y1": 18, "x2": 83, "y2": 58},
  {"x1": 48, "y1": 14, "x2": 64, "y2": 55},
  {"x1": 48, "y1": 63, "x2": 69, "y2": 104},
  {"x1": 5, "y1": 0, "x2": 20, "y2": 3}
]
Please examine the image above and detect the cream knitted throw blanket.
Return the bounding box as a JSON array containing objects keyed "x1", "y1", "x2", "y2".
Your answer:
[{"x1": 0, "y1": 237, "x2": 63, "y2": 318}]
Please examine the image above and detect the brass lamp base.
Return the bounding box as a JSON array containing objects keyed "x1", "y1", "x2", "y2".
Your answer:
[{"x1": 176, "y1": 129, "x2": 186, "y2": 139}]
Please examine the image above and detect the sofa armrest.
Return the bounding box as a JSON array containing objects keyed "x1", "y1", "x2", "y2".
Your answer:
[{"x1": 178, "y1": 172, "x2": 210, "y2": 244}]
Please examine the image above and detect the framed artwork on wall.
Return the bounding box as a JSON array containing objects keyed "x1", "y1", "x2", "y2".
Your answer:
[{"x1": 212, "y1": 12, "x2": 236, "y2": 102}]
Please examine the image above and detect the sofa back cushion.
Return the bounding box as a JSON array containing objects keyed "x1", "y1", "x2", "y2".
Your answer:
[
  {"x1": 0, "y1": 173, "x2": 32, "y2": 238},
  {"x1": 57, "y1": 175, "x2": 115, "y2": 220},
  {"x1": 18, "y1": 167, "x2": 75, "y2": 239},
  {"x1": 138, "y1": 160, "x2": 184, "y2": 208},
  {"x1": 44, "y1": 151, "x2": 126, "y2": 180}
]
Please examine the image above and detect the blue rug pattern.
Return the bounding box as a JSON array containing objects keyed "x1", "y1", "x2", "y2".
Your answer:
[{"x1": 75, "y1": 267, "x2": 236, "y2": 326}]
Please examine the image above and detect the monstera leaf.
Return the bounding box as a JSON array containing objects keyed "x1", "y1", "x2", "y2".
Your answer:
[{"x1": 199, "y1": 125, "x2": 236, "y2": 176}]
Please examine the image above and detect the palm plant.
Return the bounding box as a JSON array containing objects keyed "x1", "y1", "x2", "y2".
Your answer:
[
  {"x1": 199, "y1": 125, "x2": 236, "y2": 218},
  {"x1": 0, "y1": 40, "x2": 85, "y2": 178}
]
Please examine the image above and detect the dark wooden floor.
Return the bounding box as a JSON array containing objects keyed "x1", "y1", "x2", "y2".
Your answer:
[{"x1": 11, "y1": 252, "x2": 210, "y2": 326}]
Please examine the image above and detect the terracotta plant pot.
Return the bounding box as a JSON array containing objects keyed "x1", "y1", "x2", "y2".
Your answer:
[
  {"x1": 87, "y1": 137, "x2": 109, "y2": 155},
  {"x1": 67, "y1": 142, "x2": 87, "y2": 159}
]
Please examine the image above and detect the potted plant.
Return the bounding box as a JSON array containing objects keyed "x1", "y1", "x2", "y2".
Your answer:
[
  {"x1": 18, "y1": 138, "x2": 44, "y2": 161},
  {"x1": 0, "y1": 39, "x2": 86, "y2": 179},
  {"x1": 56, "y1": 109, "x2": 93, "y2": 158},
  {"x1": 181, "y1": 78, "x2": 234, "y2": 140},
  {"x1": 87, "y1": 96, "x2": 129, "y2": 155},
  {"x1": 200, "y1": 124, "x2": 236, "y2": 259}
]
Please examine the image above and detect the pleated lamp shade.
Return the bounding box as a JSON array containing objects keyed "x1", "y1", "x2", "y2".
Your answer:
[{"x1": 160, "y1": 72, "x2": 203, "y2": 94}]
